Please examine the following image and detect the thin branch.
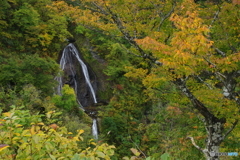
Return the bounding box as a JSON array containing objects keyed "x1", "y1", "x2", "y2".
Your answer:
[
  {"x1": 103, "y1": 2, "x2": 161, "y2": 65},
  {"x1": 223, "y1": 120, "x2": 239, "y2": 140},
  {"x1": 158, "y1": 4, "x2": 175, "y2": 31},
  {"x1": 203, "y1": 56, "x2": 217, "y2": 68},
  {"x1": 209, "y1": 6, "x2": 221, "y2": 28},
  {"x1": 119, "y1": 43, "x2": 144, "y2": 58},
  {"x1": 202, "y1": 56, "x2": 226, "y2": 80},
  {"x1": 215, "y1": 72, "x2": 226, "y2": 79},
  {"x1": 84, "y1": 6, "x2": 107, "y2": 15},
  {"x1": 195, "y1": 75, "x2": 213, "y2": 89},
  {"x1": 91, "y1": 2, "x2": 109, "y2": 15},
  {"x1": 150, "y1": 1, "x2": 175, "y2": 31},
  {"x1": 215, "y1": 48, "x2": 226, "y2": 57},
  {"x1": 129, "y1": 135, "x2": 147, "y2": 158},
  {"x1": 186, "y1": 136, "x2": 203, "y2": 152}
]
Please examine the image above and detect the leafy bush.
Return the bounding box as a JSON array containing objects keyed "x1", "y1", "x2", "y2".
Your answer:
[
  {"x1": 0, "y1": 106, "x2": 115, "y2": 160},
  {"x1": 52, "y1": 85, "x2": 79, "y2": 111}
]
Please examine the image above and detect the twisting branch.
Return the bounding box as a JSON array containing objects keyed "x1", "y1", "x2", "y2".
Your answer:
[
  {"x1": 209, "y1": 5, "x2": 221, "y2": 28},
  {"x1": 150, "y1": 0, "x2": 176, "y2": 31},
  {"x1": 158, "y1": 4, "x2": 175, "y2": 31},
  {"x1": 223, "y1": 120, "x2": 239, "y2": 140},
  {"x1": 102, "y1": 1, "x2": 162, "y2": 65},
  {"x1": 195, "y1": 75, "x2": 213, "y2": 89},
  {"x1": 186, "y1": 137, "x2": 203, "y2": 152}
]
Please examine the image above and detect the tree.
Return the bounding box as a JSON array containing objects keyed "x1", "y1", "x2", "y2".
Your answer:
[
  {"x1": 0, "y1": 0, "x2": 71, "y2": 58},
  {"x1": 56, "y1": 0, "x2": 240, "y2": 159},
  {"x1": 0, "y1": 52, "x2": 59, "y2": 97}
]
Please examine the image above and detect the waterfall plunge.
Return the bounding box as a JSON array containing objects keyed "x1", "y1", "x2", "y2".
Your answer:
[
  {"x1": 56, "y1": 43, "x2": 99, "y2": 139},
  {"x1": 92, "y1": 118, "x2": 98, "y2": 139}
]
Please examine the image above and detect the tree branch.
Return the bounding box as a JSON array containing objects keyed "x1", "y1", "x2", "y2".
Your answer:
[
  {"x1": 186, "y1": 136, "x2": 203, "y2": 152},
  {"x1": 223, "y1": 120, "x2": 239, "y2": 140},
  {"x1": 129, "y1": 135, "x2": 147, "y2": 158},
  {"x1": 102, "y1": 1, "x2": 162, "y2": 65},
  {"x1": 209, "y1": 6, "x2": 221, "y2": 28},
  {"x1": 90, "y1": 2, "x2": 109, "y2": 15},
  {"x1": 174, "y1": 78, "x2": 216, "y2": 122},
  {"x1": 195, "y1": 75, "x2": 213, "y2": 89},
  {"x1": 158, "y1": 3, "x2": 175, "y2": 31},
  {"x1": 215, "y1": 48, "x2": 226, "y2": 57}
]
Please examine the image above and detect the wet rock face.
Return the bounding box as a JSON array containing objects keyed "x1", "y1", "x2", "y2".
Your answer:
[{"x1": 58, "y1": 43, "x2": 98, "y2": 108}]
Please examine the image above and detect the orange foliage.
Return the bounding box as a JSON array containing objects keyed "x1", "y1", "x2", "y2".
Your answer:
[
  {"x1": 49, "y1": 124, "x2": 59, "y2": 130},
  {"x1": 232, "y1": 0, "x2": 240, "y2": 5},
  {"x1": 115, "y1": 84, "x2": 124, "y2": 90},
  {"x1": 166, "y1": 106, "x2": 182, "y2": 115}
]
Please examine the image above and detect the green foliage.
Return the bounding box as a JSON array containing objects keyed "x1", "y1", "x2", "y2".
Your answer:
[
  {"x1": 12, "y1": 3, "x2": 40, "y2": 32},
  {"x1": 0, "y1": 107, "x2": 115, "y2": 160},
  {"x1": 101, "y1": 116, "x2": 127, "y2": 144},
  {"x1": 0, "y1": 0, "x2": 239, "y2": 159},
  {"x1": 0, "y1": 52, "x2": 59, "y2": 96},
  {"x1": 52, "y1": 85, "x2": 79, "y2": 111},
  {"x1": 139, "y1": 104, "x2": 205, "y2": 159},
  {"x1": 0, "y1": 84, "x2": 57, "y2": 115},
  {"x1": 104, "y1": 43, "x2": 131, "y2": 80},
  {"x1": 160, "y1": 153, "x2": 170, "y2": 160},
  {"x1": 66, "y1": 0, "x2": 240, "y2": 159},
  {"x1": 209, "y1": 2, "x2": 240, "y2": 54},
  {"x1": 61, "y1": 112, "x2": 91, "y2": 136},
  {"x1": 0, "y1": 0, "x2": 71, "y2": 57}
]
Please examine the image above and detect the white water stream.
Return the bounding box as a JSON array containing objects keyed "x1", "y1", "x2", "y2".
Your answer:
[{"x1": 92, "y1": 118, "x2": 98, "y2": 139}]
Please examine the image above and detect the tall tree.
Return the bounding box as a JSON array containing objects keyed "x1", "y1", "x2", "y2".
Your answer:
[{"x1": 54, "y1": 0, "x2": 240, "y2": 159}]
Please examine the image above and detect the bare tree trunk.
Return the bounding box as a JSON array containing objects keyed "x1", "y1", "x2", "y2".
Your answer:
[{"x1": 204, "y1": 118, "x2": 224, "y2": 160}]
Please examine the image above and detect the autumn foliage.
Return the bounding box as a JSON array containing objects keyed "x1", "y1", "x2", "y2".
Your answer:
[{"x1": 0, "y1": 0, "x2": 239, "y2": 159}]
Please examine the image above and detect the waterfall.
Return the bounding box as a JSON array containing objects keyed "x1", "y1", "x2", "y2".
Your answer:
[
  {"x1": 92, "y1": 118, "x2": 98, "y2": 139},
  {"x1": 56, "y1": 43, "x2": 99, "y2": 139},
  {"x1": 57, "y1": 43, "x2": 97, "y2": 104}
]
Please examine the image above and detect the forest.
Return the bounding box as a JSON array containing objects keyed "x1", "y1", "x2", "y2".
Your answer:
[{"x1": 0, "y1": 0, "x2": 239, "y2": 160}]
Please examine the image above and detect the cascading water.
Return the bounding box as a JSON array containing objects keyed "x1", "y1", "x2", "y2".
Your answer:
[
  {"x1": 55, "y1": 43, "x2": 99, "y2": 139},
  {"x1": 92, "y1": 118, "x2": 98, "y2": 139}
]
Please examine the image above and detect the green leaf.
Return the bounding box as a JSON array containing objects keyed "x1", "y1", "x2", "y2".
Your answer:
[
  {"x1": 49, "y1": 154, "x2": 56, "y2": 160},
  {"x1": 96, "y1": 151, "x2": 105, "y2": 158},
  {"x1": 161, "y1": 153, "x2": 170, "y2": 160},
  {"x1": 146, "y1": 156, "x2": 155, "y2": 160},
  {"x1": 71, "y1": 154, "x2": 81, "y2": 160}
]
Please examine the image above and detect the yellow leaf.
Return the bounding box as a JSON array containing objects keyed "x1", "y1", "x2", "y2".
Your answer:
[
  {"x1": 37, "y1": 122, "x2": 44, "y2": 126},
  {"x1": 78, "y1": 129, "x2": 84, "y2": 134},
  {"x1": 15, "y1": 124, "x2": 23, "y2": 127},
  {"x1": 90, "y1": 142, "x2": 96, "y2": 145},
  {"x1": 46, "y1": 111, "x2": 54, "y2": 118},
  {"x1": 30, "y1": 126, "x2": 36, "y2": 135},
  {"x1": 130, "y1": 148, "x2": 140, "y2": 157},
  {"x1": 3, "y1": 112, "x2": 11, "y2": 117},
  {"x1": 0, "y1": 144, "x2": 9, "y2": 152},
  {"x1": 73, "y1": 137, "x2": 80, "y2": 141},
  {"x1": 24, "y1": 134, "x2": 31, "y2": 137},
  {"x1": 14, "y1": 133, "x2": 20, "y2": 136}
]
